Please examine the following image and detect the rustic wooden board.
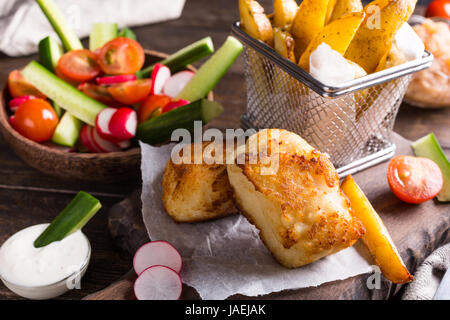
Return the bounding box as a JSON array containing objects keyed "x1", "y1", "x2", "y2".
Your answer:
[{"x1": 84, "y1": 133, "x2": 450, "y2": 300}]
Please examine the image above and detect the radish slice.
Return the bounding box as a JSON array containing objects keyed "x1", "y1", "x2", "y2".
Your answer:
[
  {"x1": 162, "y1": 99, "x2": 190, "y2": 113},
  {"x1": 9, "y1": 95, "x2": 35, "y2": 112},
  {"x1": 162, "y1": 71, "x2": 194, "y2": 98},
  {"x1": 150, "y1": 63, "x2": 171, "y2": 95},
  {"x1": 134, "y1": 266, "x2": 182, "y2": 300},
  {"x1": 92, "y1": 126, "x2": 121, "y2": 153},
  {"x1": 80, "y1": 125, "x2": 100, "y2": 153},
  {"x1": 9, "y1": 115, "x2": 14, "y2": 125},
  {"x1": 96, "y1": 75, "x2": 137, "y2": 85},
  {"x1": 115, "y1": 140, "x2": 131, "y2": 149},
  {"x1": 108, "y1": 107, "x2": 137, "y2": 140},
  {"x1": 133, "y1": 241, "x2": 182, "y2": 275},
  {"x1": 95, "y1": 108, "x2": 119, "y2": 142}
]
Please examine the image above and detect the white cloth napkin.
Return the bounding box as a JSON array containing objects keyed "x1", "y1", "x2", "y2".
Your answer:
[
  {"x1": 0, "y1": 0, "x2": 186, "y2": 56},
  {"x1": 139, "y1": 142, "x2": 373, "y2": 300}
]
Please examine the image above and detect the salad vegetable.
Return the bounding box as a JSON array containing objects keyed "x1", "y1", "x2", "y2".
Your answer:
[
  {"x1": 118, "y1": 27, "x2": 137, "y2": 40},
  {"x1": 52, "y1": 112, "x2": 83, "y2": 147},
  {"x1": 89, "y1": 23, "x2": 118, "y2": 51},
  {"x1": 38, "y1": 36, "x2": 64, "y2": 72}
]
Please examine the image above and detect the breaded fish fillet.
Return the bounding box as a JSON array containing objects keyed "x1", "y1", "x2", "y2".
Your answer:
[
  {"x1": 227, "y1": 129, "x2": 365, "y2": 268},
  {"x1": 162, "y1": 141, "x2": 237, "y2": 223}
]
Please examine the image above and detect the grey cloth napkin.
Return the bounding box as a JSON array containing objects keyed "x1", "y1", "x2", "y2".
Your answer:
[
  {"x1": 402, "y1": 242, "x2": 450, "y2": 300},
  {"x1": 0, "y1": 0, "x2": 185, "y2": 56}
]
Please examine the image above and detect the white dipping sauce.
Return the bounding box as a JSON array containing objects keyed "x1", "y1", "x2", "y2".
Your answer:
[{"x1": 0, "y1": 224, "x2": 89, "y2": 287}]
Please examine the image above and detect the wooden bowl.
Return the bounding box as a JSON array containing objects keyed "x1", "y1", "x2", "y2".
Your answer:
[{"x1": 0, "y1": 50, "x2": 211, "y2": 182}]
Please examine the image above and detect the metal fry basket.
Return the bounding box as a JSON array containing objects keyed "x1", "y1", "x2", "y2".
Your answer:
[{"x1": 231, "y1": 22, "x2": 433, "y2": 176}]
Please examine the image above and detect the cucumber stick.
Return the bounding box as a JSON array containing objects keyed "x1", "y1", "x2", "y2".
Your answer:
[
  {"x1": 38, "y1": 36, "x2": 63, "y2": 72},
  {"x1": 137, "y1": 37, "x2": 214, "y2": 78},
  {"x1": 22, "y1": 61, "x2": 106, "y2": 125},
  {"x1": 137, "y1": 99, "x2": 223, "y2": 145},
  {"x1": 89, "y1": 23, "x2": 118, "y2": 51},
  {"x1": 412, "y1": 133, "x2": 450, "y2": 202},
  {"x1": 36, "y1": 0, "x2": 83, "y2": 51},
  {"x1": 118, "y1": 27, "x2": 136, "y2": 40},
  {"x1": 177, "y1": 36, "x2": 243, "y2": 102},
  {"x1": 52, "y1": 112, "x2": 83, "y2": 147},
  {"x1": 34, "y1": 192, "x2": 101, "y2": 248}
]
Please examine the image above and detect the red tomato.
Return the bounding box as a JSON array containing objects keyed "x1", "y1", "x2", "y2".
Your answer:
[
  {"x1": 138, "y1": 95, "x2": 171, "y2": 123},
  {"x1": 387, "y1": 155, "x2": 443, "y2": 204},
  {"x1": 8, "y1": 70, "x2": 46, "y2": 99},
  {"x1": 97, "y1": 37, "x2": 145, "y2": 75},
  {"x1": 57, "y1": 49, "x2": 101, "y2": 82},
  {"x1": 78, "y1": 83, "x2": 124, "y2": 107},
  {"x1": 12, "y1": 99, "x2": 58, "y2": 142},
  {"x1": 426, "y1": 0, "x2": 450, "y2": 18},
  {"x1": 107, "y1": 79, "x2": 151, "y2": 105}
]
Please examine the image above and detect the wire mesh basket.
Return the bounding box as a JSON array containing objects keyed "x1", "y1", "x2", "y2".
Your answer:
[{"x1": 231, "y1": 22, "x2": 433, "y2": 175}]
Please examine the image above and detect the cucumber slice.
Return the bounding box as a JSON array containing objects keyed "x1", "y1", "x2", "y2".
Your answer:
[
  {"x1": 412, "y1": 133, "x2": 450, "y2": 202},
  {"x1": 137, "y1": 37, "x2": 214, "y2": 78},
  {"x1": 22, "y1": 61, "x2": 106, "y2": 125},
  {"x1": 36, "y1": 0, "x2": 83, "y2": 51},
  {"x1": 38, "y1": 36, "x2": 63, "y2": 72},
  {"x1": 89, "y1": 23, "x2": 118, "y2": 51},
  {"x1": 136, "y1": 99, "x2": 223, "y2": 145},
  {"x1": 118, "y1": 27, "x2": 137, "y2": 40},
  {"x1": 52, "y1": 112, "x2": 83, "y2": 147},
  {"x1": 52, "y1": 101, "x2": 63, "y2": 117},
  {"x1": 34, "y1": 191, "x2": 101, "y2": 248},
  {"x1": 176, "y1": 36, "x2": 243, "y2": 102}
]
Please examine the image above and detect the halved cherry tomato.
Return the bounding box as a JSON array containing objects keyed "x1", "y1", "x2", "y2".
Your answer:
[
  {"x1": 387, "y1": 155, "x2": 443, "y2": 204},
  {"x1": 138, "y1": 94, "x2": 171, "y2": 123},
  {"x1": 426, "y1": 0, "x2": 450, "y2": 18},
  {"x1": 107, "y1": 79, "x2": 151, "y2": 105},
  {"x1": 8, "y1": 70, "x2": 46, "y2": 99},
  {"x1": 12, "y1": 99, "x2": 58, "y2": 142},
  {"x1": 57, "y1": 49, "x2": 101, "y2": 82},
  {"x1": 78, "y1": 83, "x2": 124, "y2": 108},
  {"x1": 97, "y1": 37, "x2": 145, "y2": 75}
]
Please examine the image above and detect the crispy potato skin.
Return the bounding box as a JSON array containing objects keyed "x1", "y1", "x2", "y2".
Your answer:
[
  {"x1": 239, "y1": 0, "x2": 274, "y2": 46},
  {"x1": 341, "y1": 175, "x2": 413, "y2": 284},
  {"x1": 162, "y1": 141, "x2": 237, "y2": 223},
  {"x1": 274, "y1": 28, "x2": 297, "y2": 62},
  {"x1": 329, "y1": 0, "x2": 363, "y2": 22},
  {"x1": 290, "y1": 0, "x2": 331, "y2": 60},
  {"x1": 273, "y1": 0, "x2": 299, "y2": 28},
  {"x1": 298, "y1": 12, "x2": 364, "y2": 71},
  {"x1": 227, "y1": 129, "x2": 365, "y2": 268}
]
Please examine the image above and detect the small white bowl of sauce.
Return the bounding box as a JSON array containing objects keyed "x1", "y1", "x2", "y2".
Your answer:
[{"x1": 0, "y1": 224, "x2": 91, "y2": 299}]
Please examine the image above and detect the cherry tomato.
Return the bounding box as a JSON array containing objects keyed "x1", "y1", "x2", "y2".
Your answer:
[
  {"x1": 78, "y1": 82, "x2": 124, "y2": 108},
  {"x1": 12, "y1": 99, "x2": 59, "y2": 142},
  {"x1": 57, "y1": 49, "x2": 101, "y2": 82},
  {"x1": 138, "y1": 94, "x2": 171, "y2": 123},
  {"x1": 8, "y1": 70, "x2": 46, "y2": 99},
  {"x1": 97, "y1": 37, "x2": 145, "y2": 75},
  {"x1": 107, "y1": 79, "x2": 151, "y2": 105},
  {"x1": 387, "y1": 155, "x2": 443, "y2": 204},
  {"x1": 426, "y1": 0, "x2": 450, "y2": 18}
]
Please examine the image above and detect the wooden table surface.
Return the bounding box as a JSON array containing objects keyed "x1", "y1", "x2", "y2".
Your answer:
[{"x1": 0, "y1": 0, "x2": 448, "y2": 300}]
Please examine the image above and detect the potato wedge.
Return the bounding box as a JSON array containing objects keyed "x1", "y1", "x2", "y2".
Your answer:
[
  {"x1": 344, "y1": 0, "x2": 417, "y2": 73},
  {"x1": 375, "y1": 43, "x2": 408, "y2": 71},
  {"x1": 298, "y1": 12, "x2": 364, "y2": 72},
  {"x1": 325, "y1": 0, "x2": 338, "y2": 24},
  {"x1": 341, "y1": 175, "x2": 413, "y2": 284},
  {"x1": 329, "y1": 0, "x2": 363, "y2": 22},
  {"x1": 273, "y1": 0, "x2": 299, "y2": 28},
  {"x1": 290, "y1": 0, "x2": 330, "y2": 60},
  {"x1": 273, "y1": 28, "x2": 296, "y2": 62},
  {"x1": 239, "y1": 0, "x2": 274, "y2": 46}
]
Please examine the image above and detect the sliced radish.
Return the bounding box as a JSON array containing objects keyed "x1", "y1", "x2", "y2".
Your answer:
[
  {"x1": 92, "y1": 126, "x2": 121, "y2": 153},
  {"x1": 95, "y1": 108, "x2": 119, "y2": 142},
  {"x1": 133, "y1": 241, "x2": 182, "y2": 275},
  {"x1": 162, "y1": 71, "x2": 194, "y2": 98},
  {"x1": 162, "y1": 99, "x2": 190, "y2": 114},
  {"x1": 96, "y1": 74, "x2": 137, "y2": 85},
  {"x1": 115, "y1": 140, "x2": 131, "y2": 149},
  {"x1": 80, "y1": 125, "x2": 100, "y2": 153},
  {"x1": 134, "y1": 266, "x2": 182, "y2": 300},
  {"x1": 108, "y1": 107, "x2": 137, "y2": 141},
  {"x1": 9, "y1": 115, "x2": 14, "y2": 126},
  {"x1": 9, "y1": 95, "x2": 34, "y2": 112},
  {"x1": 150, "y1": 63, "x2": 171, "y2": 95}
]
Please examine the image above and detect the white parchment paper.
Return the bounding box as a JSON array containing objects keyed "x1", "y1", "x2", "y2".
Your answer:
[{"x1": 140, "y1": 142, "x2": 373, "y2": 300}]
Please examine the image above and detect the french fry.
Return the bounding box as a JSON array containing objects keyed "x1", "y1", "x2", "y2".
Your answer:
[
  {"x1": 239, "y1": 0, "x2": 274, "y2": 46},
  {"x1": 341, "y1": 175, "x2": 413, "y2": 284},
  {"x1": 344, "y1": 0, "x2": 417, "y2": 73},
  {"x1": 298, "y1": 12, "x2": 364, "y2": 72},
  {"x1": 329, "y1": 0, "x2": 363, "y2": 22},
  {"x1": 273, "y1": 0, "x2": 299, "y2": 28},
  {"x1": 290, "y1": 0, "x2": 330, "y2": 60},
  {"x1": 273, "y1": 28, "x2": 296, "y2": 62},
  {"x1": 325, "y1": 0, "x2": 338, "y2": 24}
]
